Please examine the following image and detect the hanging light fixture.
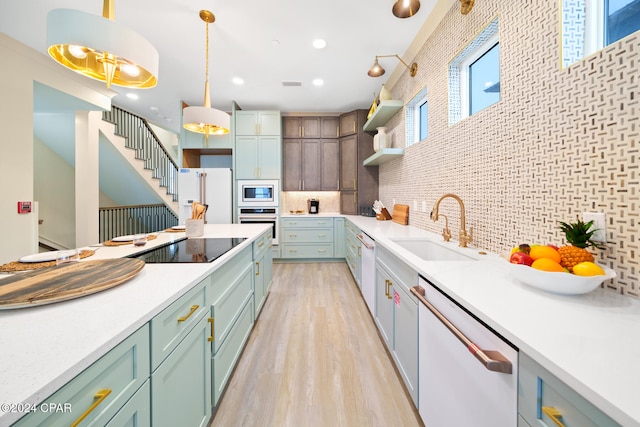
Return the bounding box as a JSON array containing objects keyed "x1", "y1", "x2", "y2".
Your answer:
[
  {"x1": 47, "y1": 0, "x2": 158, "y2": 89},
  {"x1": 182, "y1": 10, "x2": 230, "y2": 141},
  {"x1": 368, "y1": 55, "x2": 418, "y2": 78},
  {"x1": 460, "y1": 0, "x2": 475, "y2": 15},
  {"x1": 392, "y1": 0, "x2": 421, "y2": 18}
]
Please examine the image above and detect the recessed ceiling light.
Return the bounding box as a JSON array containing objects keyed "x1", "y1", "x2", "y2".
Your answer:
[
  {"x1": 232, "y1": 77, "x2": 244, "y2": 85},
  {"x1": 126, "y1": 93, "x2": 139, "y2": 100},
  {"x1": 312, "y1": 79, "x2": 324, "y2": 86},
  {"x1": 313, "y1": 39, "x2": 326, "y2": 49},
  {"x1": 271, "y1": 39, "x2": 280, "y2": 46}
]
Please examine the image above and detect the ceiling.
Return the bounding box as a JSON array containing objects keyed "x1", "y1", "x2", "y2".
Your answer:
[{"x1": 1, "y1": 0, "x2": 449, "y2": 133}]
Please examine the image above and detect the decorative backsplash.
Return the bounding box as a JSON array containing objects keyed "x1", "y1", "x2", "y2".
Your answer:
[
  {"x1": 378, "y1": 0, "x2": 639, "y2": 297},
  {"x1": 281, "y1": 192, "x2": 340, "y2": 214}
]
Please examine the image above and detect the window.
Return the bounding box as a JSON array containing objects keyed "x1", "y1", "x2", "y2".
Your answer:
[
  {"x1": 562, "y1": 0, "x2": 640, "y2": 67},
  {"x1": 606, "y1": 0, "x2": 640, "y2": 44},
  {"x1": 448, "y1": 17, "x2": 500, "y2": 124},
  {"x1": 405, "y1": 88, "x2": 427, "y2": 147}
]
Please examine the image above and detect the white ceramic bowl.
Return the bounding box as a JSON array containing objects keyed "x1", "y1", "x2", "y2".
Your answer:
[{"x1": 507, "y1": 262, "x2": 616, "y2": 295}]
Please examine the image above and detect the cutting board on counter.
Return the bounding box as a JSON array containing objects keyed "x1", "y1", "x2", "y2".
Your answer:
[
  {"x1": 392, "y1": 204, "x2": 410, "y2": 225},
  {"x1": 0, "y1": 258, "x2": 145, "y2": 309}
]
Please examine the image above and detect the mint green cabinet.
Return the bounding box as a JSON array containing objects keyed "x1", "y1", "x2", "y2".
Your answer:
[
  {"x1": 105, "y1": 380, "x2": 151, "y2": 427},
  {"x1": 281, "y1": 217, "x2": 335, "y2": 259},
  {"x1": 344, "y1": 220, "x2": 361, "y2": 286},
  {"x1": 334, "y1": 218, "x2": 345, "y2": 258},
  {"x1": 14, "y1": 325, "x2": 150, "y2": 427},
  {"x1": 151, "y1": 314, "x2": 212, "y2": 427},
  {"x1": 375, "y1": 246, "x2": 418, "y2": 405},
  {"x1": 235, "y1": 111, "x2": 281, "y2": 136},
  {"x1": 519, "y1": 353, "x2": 620, "y2": 427},
  {"x1": 235, "y1": 135, "x2": 281, "y2": 179},
  {"x1": 253, "y1": 230, "x2": 273, "y2": 316}
]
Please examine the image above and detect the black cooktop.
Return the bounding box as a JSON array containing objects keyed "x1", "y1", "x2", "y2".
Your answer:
[{"x1": 128, "y1": 237, "x2": 246, "y2": 263}]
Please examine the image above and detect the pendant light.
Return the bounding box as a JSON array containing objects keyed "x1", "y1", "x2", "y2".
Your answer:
[
  {"x1": 182, "y1": 10, "x2": 230, "y2": 142},
  {"x1": 392, "y1": 0, "x2": 421, "y2": 18},
  {"x1": 47, "y1": 0, "x2": 158, "y2": 89}
]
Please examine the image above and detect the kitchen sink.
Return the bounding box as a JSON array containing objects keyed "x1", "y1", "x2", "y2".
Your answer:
[{"x1": 390, "y1": 238, "x2": 479, "y2": 261}]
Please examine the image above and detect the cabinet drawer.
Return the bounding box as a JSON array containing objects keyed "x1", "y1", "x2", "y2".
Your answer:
[
  {"x1": 14, "y1": 325, "x2": 150, "y2": 427},
  {"x1": 150, "y1": 278, "x2": 209, "y2": 370},
  {"x1": 210, "y1": 263, "x2": 254, "y2": 354},
  {"x1": 377, "y1": 245, "x2": 417, "y2": 292},
  {"x1": 281, "y1": 243, "x2": 334, "y2": 258},
  {"x1": 105, "y1": 379, "x2": 150, "y2": 427},
  {"x1": 208, "y1": 245, "x2": 252, "y2": 305},
  {"x1": 282, "y1": 217, "x2": 333, "y2": 228},
  {"x1": 519, "y1": 353, "x2": 620, "y2": 427},
  {"x1": 282, "y1": 228, "x2": 333, "y2": 243},
  {"x1": 213, "y1": 297, "x2": 255, "y2": 406},
  {"x1": 253, "y1": 233, "x2": 268, "y2": 257}
]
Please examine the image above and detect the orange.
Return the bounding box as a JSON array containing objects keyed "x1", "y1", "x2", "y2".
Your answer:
[
  {"x1": 572, "y1": 262, "x2": 605, "y2": 276},
  {"x1": 531, "y1": 258, "x2": 566, "y2": 273},
  {"x1": 529, "y1": 246, "x2": 561, "y2": 263}
]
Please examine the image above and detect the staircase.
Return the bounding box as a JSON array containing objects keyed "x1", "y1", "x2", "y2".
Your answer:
[{"x1": 101, "y1": 106, "x2": 179, "y2": 215}]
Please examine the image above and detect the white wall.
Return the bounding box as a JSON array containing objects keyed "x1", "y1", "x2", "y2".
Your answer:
[{"x1": 0, "y1": 34, "x2": 112, "y2": 263}]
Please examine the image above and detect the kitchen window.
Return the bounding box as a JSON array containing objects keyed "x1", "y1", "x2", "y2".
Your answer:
[
  {"x1": 562, "y1": 0, "x2": 640, "y2": 67},
  {"x1": 405, "y1": 88, "x2": 428, "y2": 147},
  {"x1": 448, "y1": 17, "x2": 499, "y2": 125}
]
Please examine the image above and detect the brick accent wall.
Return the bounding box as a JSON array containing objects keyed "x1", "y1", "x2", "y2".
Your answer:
[{"x1": 378, "y1": 0, "x2": 639, "y2": 296}]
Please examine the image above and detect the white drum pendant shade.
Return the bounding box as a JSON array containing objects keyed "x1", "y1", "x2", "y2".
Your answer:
[{"x1": 47, "y1": 8, "x2": 158, "y2": 89}]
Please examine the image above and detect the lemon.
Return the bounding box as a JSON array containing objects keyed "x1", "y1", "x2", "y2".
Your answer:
[
  {"x1": 572, "y1": 262, "x2": 605, "y2": 276},
  {"x1": 531, "y1": 258, "x2": 566, "y2": 272},
  {"x1": 529, "y1": 246, "x2": 561, "y2": 264}
]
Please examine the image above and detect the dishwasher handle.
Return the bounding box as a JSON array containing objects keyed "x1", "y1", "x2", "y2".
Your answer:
[
  {"x1": 411, "y1": 286, "x2": 513, "y2": 375},
  {"x1": 356, "y1": 234, "x2": 375, "y2": 250}
]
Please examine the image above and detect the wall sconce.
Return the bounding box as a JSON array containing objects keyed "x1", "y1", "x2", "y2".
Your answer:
[
  {"x1": 368, "y1": 55, "x2": 418, "y2": 78},
  {"x1": 460, "y1": 0, "x2": 475, "y2": 15},
  {"x1": 392, "y1": 0, "x2": 420, "y2": 18}
]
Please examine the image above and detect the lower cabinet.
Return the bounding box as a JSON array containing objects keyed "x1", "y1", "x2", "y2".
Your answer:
[
  {"x1": 344, "y1": 219, "x2": 361, "y2": 287},
  {"x1": 105, "y1": 380, "x2": 151, "y2": 427},
  {"x1": 519, "y1": 353, "x2": 620, "y2": 427},
  {"x1": 151, "y1": 314, "x2": 212, "y2": 427},
  {"x1": 14, "y1": 325, "x2": 150, "y2": 427},
  {"x1": 253, "y1": 230, "x2": 273, "y2": 316},
  {"x1": 375, "y1": 246, "x2": 418, "y2": 406},
  {"x1": 281, "y1": 217, "x2": 335, "y2": 259}
]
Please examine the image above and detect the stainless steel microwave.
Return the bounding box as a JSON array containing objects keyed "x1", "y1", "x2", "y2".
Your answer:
[{"x1": 237, "y1": 180, "x2": 279, "y2": 207}]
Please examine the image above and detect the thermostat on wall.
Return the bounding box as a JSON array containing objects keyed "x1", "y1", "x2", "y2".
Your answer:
[{"x1": 17, "y1": 201, "x2": 32, "y2": 214}]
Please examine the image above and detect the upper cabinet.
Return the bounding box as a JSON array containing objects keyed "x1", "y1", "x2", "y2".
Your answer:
[
  {"x1": 235, "y1": 111, "x2": 281, "y2": 136},
  {"x1": 339, "y1": 111, "x2": 358, "y2": 137}
]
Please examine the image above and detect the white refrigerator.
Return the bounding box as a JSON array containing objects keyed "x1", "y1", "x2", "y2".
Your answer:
[{"x1": 178, "y1": 168, "x2": 233, "y2": 224}]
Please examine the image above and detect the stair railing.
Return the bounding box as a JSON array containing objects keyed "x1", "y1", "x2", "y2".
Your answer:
[
  {"x1": 102, "y1": 106, "x2": 179, "y2": 202},
  {"x1": 99, "y1": 204, "x2": 178, "y2": 242}
]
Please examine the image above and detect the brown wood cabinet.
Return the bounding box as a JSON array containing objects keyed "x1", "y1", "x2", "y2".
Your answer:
[
  {"x1": 283, "y1": 117, "x2": 340, "y2": 191},
  {"x1": 339, "y1": 110, "x2": 379, "y2": 215}
]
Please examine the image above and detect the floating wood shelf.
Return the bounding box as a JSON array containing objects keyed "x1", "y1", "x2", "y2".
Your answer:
[
  {"x1": 363, "y1": 148, "x2": 404, "y2": 166},
  {"x1": 363, "y1": 100, "x2": 403, "y2": 131}
]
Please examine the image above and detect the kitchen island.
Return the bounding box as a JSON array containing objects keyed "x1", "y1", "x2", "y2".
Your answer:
[{"x1": 0, "y1": 224, "x2": 271, "y2": 426}]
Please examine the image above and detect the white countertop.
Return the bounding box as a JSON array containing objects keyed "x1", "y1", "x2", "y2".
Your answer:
[
  {"x1": 0, "y1": 224, "x2": 269, "y2": 426},
  {"x1": 344, "y1": 215, "x2": 640, "y2": 427}
]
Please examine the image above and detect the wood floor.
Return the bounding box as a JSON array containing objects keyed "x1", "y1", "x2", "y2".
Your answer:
[{"x1": 209, "y1": 262, "x2": 423, "y2": 427}]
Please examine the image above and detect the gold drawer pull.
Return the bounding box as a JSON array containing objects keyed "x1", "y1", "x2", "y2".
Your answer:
[
  {"x1": 70, "y1": 388, "x2": 112, "y2": 427},
  {"x1": 178, "y1": 305, "x2": 199, "y2": 322},
  {"x1": 318, "y1": 249, "x2": 326, "y2": 253},
  {"x1": 541, "y1": 407, "x2": 565, "y2": 427},
  {"x1": 317, "y1": 234, "x2": 326, "y2": 238},
  {"x1": 256, "y1": 261, "x2": 260, "y2": 276},
  {"x1": 208, "y1": 317, "x2": 214, "y2": 342},
  {"x1": 289, "y1": 233, "x2": 297, "y2": 237},
  {"x1": 258, "y1": 241, "x2": 264, "y2": 248}
]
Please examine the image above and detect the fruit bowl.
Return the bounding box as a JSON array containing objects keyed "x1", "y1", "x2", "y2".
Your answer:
[{"x1": 506, "y1": 262, "x2": 616, "y2": 295}]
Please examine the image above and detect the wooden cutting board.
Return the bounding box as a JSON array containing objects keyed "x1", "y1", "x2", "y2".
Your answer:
[
  {"x1": 0, "y1": 258, "x2": 145, "y2": 310},
  {"x1": 392, "y1": 204, "x2": 410, "y2": 225}
]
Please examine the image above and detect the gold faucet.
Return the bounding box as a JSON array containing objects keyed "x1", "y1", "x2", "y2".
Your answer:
[{"x1": 430, "y1": 193, "x2": 473, "y2": 247}]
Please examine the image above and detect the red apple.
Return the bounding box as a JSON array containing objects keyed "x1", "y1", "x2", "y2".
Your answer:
[{"x1": 510, "y1": 251, "x2": 534, "y2": 266}]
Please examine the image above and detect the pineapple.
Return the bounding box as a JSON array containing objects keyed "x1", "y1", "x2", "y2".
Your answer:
[{"x1": 558, "y1": 219, "x2": 605, "y2": 272}]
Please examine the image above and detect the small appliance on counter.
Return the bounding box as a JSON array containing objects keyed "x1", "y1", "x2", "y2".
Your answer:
[
  {"x1": 360, "y1": 206, "x2": 376, "y2": 217},
  {"x1": 307, "y1": 199, "x2": 319, "y2": 214}
]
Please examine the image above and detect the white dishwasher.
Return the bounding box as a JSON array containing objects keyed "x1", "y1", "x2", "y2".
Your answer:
[
  {"x1": 415, "y1": 276, "x2": 518, "y2": 427},
  {"x1": 357, "y1": 232, "x2": 376, "y2": 316}
]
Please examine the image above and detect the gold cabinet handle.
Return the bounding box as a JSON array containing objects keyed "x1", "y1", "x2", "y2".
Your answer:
[
  {"x1": 387, "y1": 280, "x2": 393, "y2": 299},
  {"x1": 353, "y1": 178, "x2": 357, "y2": 189},
  {"x1": 178, "y1": 305, "x2": 199, "y2": 322},
  {"x1": 70, "y1": 389, "x2": 112, "y2": 427},
  {"x1": 318, "y1": 249, "x2": 327, "y2": 253},
  {"x1": 385, "y1": 280, "x2": 391, "y2": 298},
  {"x1": 258, "y1": 241, "x2": 264, "y2": 248},
  {"x1": 208, "y1": 317, "x2": 214, "y2": 342},
  {"x1": 256, "y1": 261, "x2": 260, "y2": 276},
  {"x1": 289, "y1": 233, "x2": 297, "y2": 238},
  {"x1": 541, "y1": 407, "x2": 566, "y2": 427},
  {"x1": 302, "y1": 126, "x2": 305, "y2": 137},
  {"x1": 317, "y1": 233, "x2": 326, "y2": 238}
]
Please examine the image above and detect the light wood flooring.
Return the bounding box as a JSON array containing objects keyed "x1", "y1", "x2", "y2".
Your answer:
[{"x1": 209, "y1": 262, "x2": 423, "y2": 427}]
